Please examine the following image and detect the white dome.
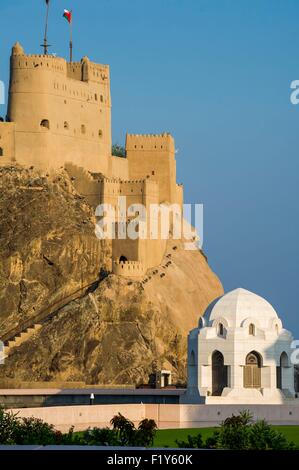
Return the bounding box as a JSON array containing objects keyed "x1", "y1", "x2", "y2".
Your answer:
[{"x1": 202, "y1": 288, "x2": 279, "y2": 329}]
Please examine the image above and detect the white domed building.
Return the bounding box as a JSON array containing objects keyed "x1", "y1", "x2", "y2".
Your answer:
[{"x1": 184, "y1": 288, "x2": 295, "y2": 404}]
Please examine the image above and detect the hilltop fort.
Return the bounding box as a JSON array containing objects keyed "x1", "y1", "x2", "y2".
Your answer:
[
  {"x1": 0, "y1": 44, "x2": 223, "y2": 387},
  {"x1": 0, "y1": 42, "x2": 184, "y2": 278}
]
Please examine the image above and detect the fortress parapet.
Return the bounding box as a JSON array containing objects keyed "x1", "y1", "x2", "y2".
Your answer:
[
  {"x1": 112, "y1": 260, "x2": 145, "y2": 278},
  {"x1": 126, "y1": 133, "x2": 175, "y2": 153}
]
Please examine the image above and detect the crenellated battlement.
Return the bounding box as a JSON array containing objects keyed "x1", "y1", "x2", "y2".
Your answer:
[
  {"x1": 126, "y1": 133, "x2": 175, "y2": 153},
  {"x1": 11, "y1": 43, "x2": 109, "y2": 85},
  {"x1": 112, "y1": 260, "x2": 145, "y2": 278}
]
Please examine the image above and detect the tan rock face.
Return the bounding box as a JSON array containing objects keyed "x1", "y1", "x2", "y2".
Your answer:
[
  {"x1": 0, "y1": 166, "x2": 110, "y2": 336},
  {"x1": 0, "y1": 166, "x2": 223, "y2": 385}
]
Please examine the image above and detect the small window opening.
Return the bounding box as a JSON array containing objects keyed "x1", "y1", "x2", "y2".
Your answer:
[
  {"x1": 249, "y1": 323, "x2": 255, "y2": 336},
  {"x1": 218, "y1": 323, "x2": 224, "y2": 336},
  {"x1": 40, "y1": 119, "x2": 50, "y2": 130}
]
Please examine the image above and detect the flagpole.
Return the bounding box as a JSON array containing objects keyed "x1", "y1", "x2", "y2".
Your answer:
[
  {"x1": 70, "y1": 12, "x2": 73, "y2": 63},
  {"x1": 43, "y1": 0, "x2": 51, "y2": 55}
]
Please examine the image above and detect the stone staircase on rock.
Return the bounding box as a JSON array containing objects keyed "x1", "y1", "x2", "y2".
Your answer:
[
  {"x1": 0, "y1": 279, "x2": 100, "y2": 361},
  {"x1": 4, "y1": 323, "x2": 42, "y2": 358}
]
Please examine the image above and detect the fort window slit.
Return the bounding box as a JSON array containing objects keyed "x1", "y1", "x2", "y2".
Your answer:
[{"x1": 40, "y1": 119, "x2": 50, "y2": 129}]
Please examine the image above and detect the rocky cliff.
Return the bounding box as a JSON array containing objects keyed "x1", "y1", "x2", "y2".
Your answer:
[{"x1": 0, "y1": 166, "x2": 223, "y2": 385}]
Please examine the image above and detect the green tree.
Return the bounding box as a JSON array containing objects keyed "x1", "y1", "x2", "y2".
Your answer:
[
  {"x1": 110, "y1": 413, "x2": 135, "y2": 446},
  {"x1": 136, "y1": 418, "x2": 157, "y2": 447},
  {"x1": 112, "y1": 144, "x2": 126, "y2": 157},
  {"x1": 216, "y1": 410, "x2": 252, "y2": 450}
]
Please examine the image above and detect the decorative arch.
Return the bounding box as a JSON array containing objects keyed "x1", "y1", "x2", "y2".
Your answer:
[
  {"x1": 212, "y1": 317, "x2": 229, "y2": 330},
  {"x1": 241, "y1": 317, "x2": 261, "y2": 329},
  {"x1": 277, "y1": 352, "x2": 289, "y2": 389},
  {"x1": 244, "y1": 351, "x2": 262, "y2": 388},
  {"x1": 280, "y1": 351, "x2": 289, "y2": 367},
  {"x1": 269, "y1": 318, "x2": 282, "y2": 333},
  {"x1": 211, "y1": 350, "x2": 227, "y2": 396}
]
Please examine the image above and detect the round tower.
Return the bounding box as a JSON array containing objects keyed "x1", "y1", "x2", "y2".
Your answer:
[{"x1": 7, "y1": 43, "x2": 111, "y2": 172}]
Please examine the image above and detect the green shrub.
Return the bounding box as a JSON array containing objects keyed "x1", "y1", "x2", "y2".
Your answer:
[
  {"x1": 248, "y1": 420, "x2": 295, "y2": 450},
  {"x1": 173, "y1": 410, "x2": 296, "y2": 450},
  {"x1": 13, "y1": 417, "x2": 57, "y2": 445},
  {"x1": 82, "y1": 427, "x2": 119, "y2": 446},
  {"x1": 176, "y1": 433, "x2": 203, "y2": 448},
  {"x1": 0, "y1": 408, "x2": 158, "y2": 447},
  {"x1": 0, "y1": 407, "x2": 20, "y2": 444}
]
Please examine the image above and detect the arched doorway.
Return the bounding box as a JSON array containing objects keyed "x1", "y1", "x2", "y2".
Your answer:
[
  {"x1": 276, "y1": 352, "x2": 289, "y2": 389},
  {"x1": 119, "y1": 255, "x2": 128, "y2": 263},
  {"x1": 244, "y1": 351, "x2": 262, "y2": 388},
  {"x1": 212, "y1": 351, "x2": 227, "y2": 396}
]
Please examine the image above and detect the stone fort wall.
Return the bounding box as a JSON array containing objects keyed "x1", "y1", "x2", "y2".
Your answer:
[{"x1": 112, "y1": 260, "x2": 145, "y2": 278}]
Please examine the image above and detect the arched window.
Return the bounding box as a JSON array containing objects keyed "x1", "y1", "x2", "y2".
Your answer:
[
  {"x1": 119, "y1": 255, "x2": 128, "y2": 263},
  {"x1": 40, "y1": 119, "x2": 50, "y2": 130},
  {"x1": 277, "y1": 352, "x2": 289, "y2": 389},
  {"x1": 218, "y1": 323, "x2": 224, "y2": 337},
  {"x1": 95, "y1": 94, "x2": 98, "y2": 101},
  {"x1": 212, "y1": 351, "x2": 227, "y2": 396},
  {"x1": 280, "y1": 351, "x2": 289, "y2": 368},
  {"x1": 81, "y1": 124, "x2": 86, "y2": 135},
  {"x1": 64, "y1": 121, "x2": 69, "y2": 130},
  {"x1": 0, "y1": 147, "x2": 3, "y2": 156},
  {"x1": 249, "y1": 323, "x2": 255, "y2": 336},
  {"x1": 98, "y1": 129, "x2": 103, "y2": 138},
  {"x1": 244, "y1": 351, "x2": 262, "y2": 388}
]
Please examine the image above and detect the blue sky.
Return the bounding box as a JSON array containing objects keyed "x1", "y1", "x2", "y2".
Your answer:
[{"x1": 0, "y1": 0, "x2": 298, "y2": 335}]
